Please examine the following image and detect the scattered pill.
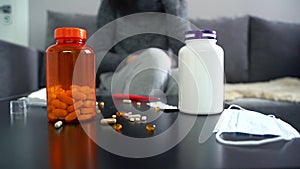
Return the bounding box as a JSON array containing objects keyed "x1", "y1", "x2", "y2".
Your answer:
[
  {"x1": 97, "y1": 109, "x2": 101, "y2": 114},
  {"x1": 99, "y1": 101, "x2": 105, "y2": 108},
  {"x1": 136, "y1": 102, "x2": 141, "y2": 106},
  {"x1": 123, "y1": 112, "x2": 132, "y2": 118},
  {"x1": 155, "y1": 107, "x2": 160, "y2": 112},
  {"x1": 116, "y1": 111, "x2": 125, "y2": 117},
  {"x1": 113, "y1": 123, "x2": 123, "y2": 131},
  {"x1": 129, "y1": 117, "x2": 135, "y2": 122},
  {"x1": 128, "y1": 114, "x2": 141, "y2": 119},
  {"x1": 112, "y1": 115, "x2": 117, "y2": 119},
  {"x1": 54, "y1": 121, "x2": 63, "y2": 129},
  {"x1": 135, "y1": 117, "x2": 140, "y2": 122},
  {"x1": 123, "y1": 113, "x2": 129, "y2": 118},
  {"x1": 100, "y1": 118, "x2": 117, "y2": 125},
  {"x1": 146, "y1": 124, "x2": 156, "y2": 132},
  {"x1": 141, "y1": 116, "x2": 147, "y2": 121},
  {"x1": 123, "y1": 99, "x2": 132, "y2": 104}
]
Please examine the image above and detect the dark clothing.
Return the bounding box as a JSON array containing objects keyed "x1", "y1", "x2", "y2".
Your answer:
[{"x1": 95, "y1": 0, "x2": 190, "y2": 74}]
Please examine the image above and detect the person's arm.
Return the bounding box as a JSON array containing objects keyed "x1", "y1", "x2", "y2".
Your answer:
[
  {"x1": 161, "y1": 0, "x2": 191, "y2": 65},
  {"x1": 94, "y1": 0, "x2": 127, "y2": 73},
  {"x1": 97, "y1": 0, "x2": 116, "y2": 29}
]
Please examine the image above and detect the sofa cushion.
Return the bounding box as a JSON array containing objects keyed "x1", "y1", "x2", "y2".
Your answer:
[
  {"x1": 249, "y1": 16, "x2": 300, "y2": 82},
  {"x1": 45, "y1": 11, "x2": 98, "y2": 49},
  {"x1": 190, "y1": 16, "x2": 250, "y2": 83}
]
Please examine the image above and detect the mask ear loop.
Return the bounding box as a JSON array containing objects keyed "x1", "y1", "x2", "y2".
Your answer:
[
  {"x1": 227, "y1": 104, "x2": 245, "y2": 110},
  {"x1": 215, "y1": 132, "x2": 288, "y2": 146}
]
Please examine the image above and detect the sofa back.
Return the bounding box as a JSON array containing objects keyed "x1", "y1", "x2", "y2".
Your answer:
[
  {"x1": 248, "y1": 16, "x2": 300, "y2": 82},
  {"x1": 45, "y1": 11, "x2": 98, "y2": 50},
  {"x1": 0, "y1": 40, "x2": 39, "y2": 98},
  {"x1": 190, "y1": 16, "x2": 250, "y2": 83},
  {"x1": 43, "y1": 12, "x2": 300, "y2": 85},
  {"x1": 190, "y1": 16, "x2": 300, "y2": 83}
]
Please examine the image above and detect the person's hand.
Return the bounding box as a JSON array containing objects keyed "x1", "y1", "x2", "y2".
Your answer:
[{"x1": 126, "y1": 54, "x2": 138, "y2": 64}]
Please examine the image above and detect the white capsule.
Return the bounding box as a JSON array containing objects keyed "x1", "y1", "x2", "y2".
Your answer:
[
  {"x1": 112, "y1": 115, "x2": 117, "y2": 119},
  {"x1": 123, "y1": 99, "x2": 132, "y2": 104},
  {"x1": 100, "y1": 118, "x2": 117, "y2": 124},
  {"x1": 141, "y1": 116, "x2": 147, "y2": 121},
  {"x1": 128, "y1": 114, "x2": 141, "y2": 119},
  {"x1": 136, "y1": 102, "x2": 141, "y2": 106},
  {"x1": 54, "y1": 121, "x2": 63, "y2": 129},
  {"x1": 129, "y1": 117, "x2": 135, "y2": 122},
  {"x1": 123, "y1": 113, "x2": 130, "y2": 118},
  {"x1": 135, "y1": 117, "x2": 140, "y2": 122}
]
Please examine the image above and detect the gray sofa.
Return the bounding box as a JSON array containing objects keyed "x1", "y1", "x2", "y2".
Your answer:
[
  {"x1": 0, "y1": 40, "x2": 40, "y2": 100},
  {"x1": 1, "y1": 11, "x2": 300, "y2": 116},
  {"x1": 42, "y1": 11, "x2": 300, "y2": 114}
]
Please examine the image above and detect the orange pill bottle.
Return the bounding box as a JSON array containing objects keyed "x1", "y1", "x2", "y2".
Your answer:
[{"x1": 46, "y1": 27, "x2": 96, "y2": 123}]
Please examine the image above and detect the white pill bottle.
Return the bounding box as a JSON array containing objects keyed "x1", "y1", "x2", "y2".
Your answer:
[{"x1": 178, "y1": 30, "x2": 224, "y2": 115}]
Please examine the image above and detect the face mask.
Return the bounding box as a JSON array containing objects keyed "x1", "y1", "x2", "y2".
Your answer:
[{"x1": 214, "y1": 105, "x2": 300, "y2": 146}]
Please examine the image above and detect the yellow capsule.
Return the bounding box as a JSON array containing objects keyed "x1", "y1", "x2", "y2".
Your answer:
[
  {"x1": 113, "y1": 123, "x2": 123, "y2": 131},
  {"x1": 155, "y1": 107, "x2": 160, "y2": 112},
  {"x1": 116, "y1": 111, "x2": 125, "y2": 117},
  {"x1": 99, "y1": 101, "x2": 105, "y2": 108},
  {"x1": 145, "y1": 124, "x2": 156, "y2": 132},
  {"x1": 97, "y1": 109, "x2": 101, "y2": 114}
]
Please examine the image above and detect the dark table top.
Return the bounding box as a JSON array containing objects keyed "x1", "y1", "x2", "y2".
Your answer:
[{"x1": 1, "y1": 95, "x2": 300, "y2": 169}]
